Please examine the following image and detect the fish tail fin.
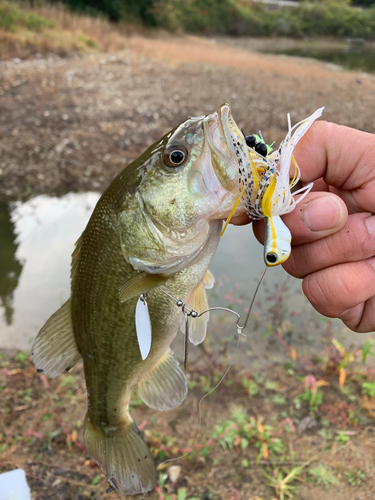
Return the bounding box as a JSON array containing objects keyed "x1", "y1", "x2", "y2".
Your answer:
[
  {"x1": 84, "y1": 415, "x2": 157, "y2": 495},
  {"x1": 32, "y1": 299, "x2": 81, "y2": 378}
]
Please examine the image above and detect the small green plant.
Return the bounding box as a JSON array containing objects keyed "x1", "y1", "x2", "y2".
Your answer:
[
  {"x1": 199, "y1": 374, "x2": 218, "y2": 393},
  {"x1": 91, "y1": 474, "x2": 102, "y2": 485},
  {"x1": 15, "y1": 350, "x2": 30, "y2": 364},
  {"x1": 361, "y1": 338, "x2": 375, "y2": 364},
  {"x1": 265, "y1": 380, "x2": 277, "y2": 391},
  {"x1": 335, "y1": 431, "x2": 350, "y2": 445},
  {"x1": 264, "y1": 464, "x2": 306, "y2": 500},
  {"x1": 17, "y1": 388, "x2": 32, "y2": 402},
  {"x1": 309, "y1": 464, "x2": 338, "y2": 489},
  {"x1": 297, "y1": 375, "x2": 326, "y2": 414},
  {"x1": 317, "y1": 428, "x2": 333, "y2": 450},
  {"x1": 273, "y1": 394, "x2": 287, "y2": 405},
  {"x1": 299, "y1": 388, "x2": 323, "y2": 413},
  {"x1": 177, "y1": 487, "x2": 187, "y2": 500},
  {"x1": 361, "y1": 381, "x2": 375, "y2": 397},
  {"x1": 60, "y1": 374, "x2": 75, "y2": 387},
  {"x1": 212, "y1": 406, "x2": 286, "y2": 461},
  {"x1": 187, "y1": 379, "x2": 197, "y2": 390},
  {"x1": 340, "y1": 384, "x2": 356, "y2": 401},
  {"x1": 242, "y1": 377, "x2": 259, "y2": 396},
  {"x1": 345, "y1": 468, "x2": 366, "y2": 486}
]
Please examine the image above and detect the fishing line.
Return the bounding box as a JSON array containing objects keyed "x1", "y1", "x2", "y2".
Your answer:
[
  {"x1": 197, "y1": 334, "x2": 240, "y2": 427},
  {"x1": 197, "y1": 267, "x2": 267, "y2": 424},
  {"x1": 157, "y1": 266, "x2": 268, "y2": 425},
  {"x1": 159, "y1": 449, "x2": 194, "y2": 467}
]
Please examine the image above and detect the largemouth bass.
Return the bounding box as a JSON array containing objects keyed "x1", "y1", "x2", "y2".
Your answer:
[{"x1": 32, "y1": 104, "x2": 247, "y2": 495}]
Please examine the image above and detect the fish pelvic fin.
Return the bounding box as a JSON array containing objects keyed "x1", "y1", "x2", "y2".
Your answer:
[
  {"x1": 84, "y1": 416, "x2": 157, "y2": 495},
  {"x1": 138, "y1": 349, "x2": 187, "y2": 411},
  {"x1": 32, "y1": 299, "x2": 81, "y2": 378},
  {"x1": 180, "y1": 281, "x2": 210, "y2": 346},
  {"x1": 119, "y1": 272, "x2": 169, "y2": 303}
]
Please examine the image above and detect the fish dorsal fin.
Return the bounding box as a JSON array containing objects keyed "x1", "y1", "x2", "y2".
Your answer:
[
  {"x1": 119, "y1": 272, "x2": 169, "y2": 303},
  {"x1": 32, "y1": 299, "x2": 81, "y2": 378},
  {"x1": 71, "y1": 233, "x2": 84, "y2": 283},
  {"x1": 138, "y1": 349, "x2": 187, "y2": 411},
  {"x1": 180, "y1": 281, "x2": 210, "y2": 346},
  {"x1": 203, "y1": 269, "x2": 215, "y2": 289}
]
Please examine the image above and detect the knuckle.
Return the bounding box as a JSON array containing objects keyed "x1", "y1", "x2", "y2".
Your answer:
[
  {"x1": 302, "y1": 268, "x2": 352, "y2": 317},
  {"x1": 325, "y1": 213, "x2": 374, "y2": 263}
]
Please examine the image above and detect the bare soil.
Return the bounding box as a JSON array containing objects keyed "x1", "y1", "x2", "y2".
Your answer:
[
  {"x1": 1, "y1": 348, "x2": 375, "y2": 500},
  {"x1": 1, "y1": 35, "x2": 375, "y2": 201},
  {"x1": 1, "y1": 35, "x2": 375, "y2": 499}
]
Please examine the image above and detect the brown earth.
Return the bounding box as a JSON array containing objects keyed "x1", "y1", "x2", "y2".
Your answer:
[
  {"x1": 1, "y1": 35, "x2": 375, "y2": 500},
  {"x1": 1, "y1": 35, "x2": 375, "y2": 201},
  {"x1": 1, "y1": 348, "x2": 375, "y2": 500}
]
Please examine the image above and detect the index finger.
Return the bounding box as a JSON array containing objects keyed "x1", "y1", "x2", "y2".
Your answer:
[{"x1": 294, "y1": 121, "x2": 375, "y2": 213}]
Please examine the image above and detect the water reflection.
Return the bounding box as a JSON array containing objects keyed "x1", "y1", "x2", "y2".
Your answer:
[
  {"x1": 0, "y1": 204, "x2": 23, "y2": 325},
  {"x1": 0, "y1": 193, "x2": 100, "y2": 349},
  {"x1": 0, "y1": 192, "x2": 366, "y2": 365},
  {"x1": 263, "y1": 43, "x2": 375, "y2": 74}
]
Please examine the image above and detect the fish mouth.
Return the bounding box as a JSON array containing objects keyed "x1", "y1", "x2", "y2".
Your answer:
[
  {"x1": 218, "y1": 103, "x2": 238, "y2": 158},
  {"x1": 202, "y1": 103, "x2": 246, "y2": 194}
]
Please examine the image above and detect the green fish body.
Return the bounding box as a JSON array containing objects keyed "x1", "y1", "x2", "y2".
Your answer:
[{"x1": 32, "y1": 104, "x2": 246, "y2": 495}]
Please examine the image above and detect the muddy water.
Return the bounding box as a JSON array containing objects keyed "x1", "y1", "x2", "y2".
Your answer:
[
  {"x1": 0, "y1": 194, "x2": 99, "y2": 350},
  {"x1": 263, "y1": 43, "x2": 375, "y2": 74},
  {"x1": 0, "y1": 193, "x2": 368, "y2": 366}
]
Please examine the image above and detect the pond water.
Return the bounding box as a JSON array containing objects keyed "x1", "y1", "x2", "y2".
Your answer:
[
  {"x1": 263, "y1": 42, "x2": 375, "y2": 74},
  {"x1": 0, "y1": 192, "x2": 368, "y2": 367}
]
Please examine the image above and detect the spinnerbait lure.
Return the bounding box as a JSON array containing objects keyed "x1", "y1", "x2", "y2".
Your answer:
[{"x1": 223, "y1": 107, "x2": 324, "y2": 266}]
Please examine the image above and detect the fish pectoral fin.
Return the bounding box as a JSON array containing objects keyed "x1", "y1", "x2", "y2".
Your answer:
[
  {"x1": 32, "y1": 298, "x2": 81, "y2": 378},
  {"x1": 70, "y1": 233, "x2": 83, "y2": 283},
  {"x1": 138, "y1": 349, "x2": 187, "y2": 411},
  {"x1": 119, "y1": 272, "x2": 169, "y2": 303},
  {"x1": 84, "y1": 416, "x2": 156, "y2": 495},
  {"x1": 180, "y1": 282, "x2": 209, "y2": 346},
  {"x1": 203, "y1": 269, "x2": 215, "y2": 289}
]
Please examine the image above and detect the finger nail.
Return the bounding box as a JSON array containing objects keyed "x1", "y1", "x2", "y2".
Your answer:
[{"x1": 303, "y1": 196, "x2": 343, "y2": 232}]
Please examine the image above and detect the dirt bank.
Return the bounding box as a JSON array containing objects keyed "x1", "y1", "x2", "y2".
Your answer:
[{"x1": 1, "y1": 35, "x2": 375, "y2": 201}]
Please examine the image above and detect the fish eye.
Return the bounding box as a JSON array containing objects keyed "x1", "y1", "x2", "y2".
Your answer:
[
  {"x1": 266, "y1": 252, "x2": 278, "y2": 265},
  {"x1": 164, "y1": 145, "x2": 188, "y2": 168},
  {"x1": 255, "y1": 142, "x2": 268, "y2": 157},
  {"x1": 245, "y1": 135, "x2": 257, "y2": 148}
]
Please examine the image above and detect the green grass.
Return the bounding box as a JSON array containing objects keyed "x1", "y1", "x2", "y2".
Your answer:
[
  {"x1": 308, "y1": 464, "x2": 338, "y2": 489},
  {"x1": 0, "y1": 2, "x2": 54, "y2": 32},
  {"x1": 345, "y1": 468, "x2": 366, "y2": 486}
]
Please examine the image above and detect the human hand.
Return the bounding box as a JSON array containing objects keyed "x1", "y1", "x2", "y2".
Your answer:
[{"x1": 233, "y1": 121, "x2": 375, "y2": 333}]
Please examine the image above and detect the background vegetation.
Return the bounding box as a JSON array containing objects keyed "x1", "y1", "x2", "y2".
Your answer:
[
  {"x1": 13, "y1": 0, "x2": 375, "y2": 38},
  {"x1": 2, "y1": 0, "x2": 375, "y2": 49}
]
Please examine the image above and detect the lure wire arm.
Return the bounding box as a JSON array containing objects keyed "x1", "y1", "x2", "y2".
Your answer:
[{"x1": 157, "y1": 266, "x2": 267, "y2": 340}]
